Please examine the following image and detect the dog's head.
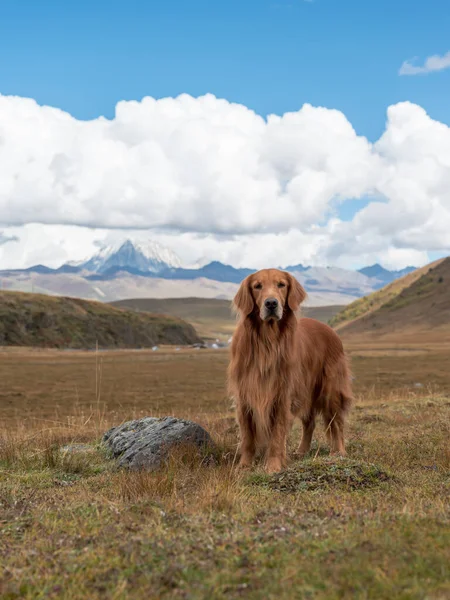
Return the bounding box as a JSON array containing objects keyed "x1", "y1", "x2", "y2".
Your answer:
[{"x1": 233, "y1": 268, "x2": 306, "y2": 322}]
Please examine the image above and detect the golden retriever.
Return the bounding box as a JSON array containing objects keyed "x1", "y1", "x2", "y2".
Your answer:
[{"x1": 227, "y1": 268, "x2": 353, "y2": 474}]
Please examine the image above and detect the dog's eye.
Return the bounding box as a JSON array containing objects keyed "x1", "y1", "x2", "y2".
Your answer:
[
  {"x1": 277, "y1": 282, "x2": 286, "y2": 288},
  {"x1": 253, "y1": 283, "x2": 262, "y2": 290}
]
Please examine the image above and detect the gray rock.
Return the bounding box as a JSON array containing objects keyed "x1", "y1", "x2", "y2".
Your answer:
[{"x1": 102, "y1": 416, "x2": 214, "y2": 470}]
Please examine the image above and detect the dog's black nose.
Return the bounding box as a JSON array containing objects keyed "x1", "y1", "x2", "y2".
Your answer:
[{"x1": 264, "y1": 298, "x2": 278, "y2": 311}]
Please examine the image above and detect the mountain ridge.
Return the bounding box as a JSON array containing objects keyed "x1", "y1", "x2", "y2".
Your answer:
[
  {"x1": 357, "y1": 263, "x2": 416, "y2": 286},
  {"x1": 0, "y1": 239, "x2": 418, "y2": 305}
]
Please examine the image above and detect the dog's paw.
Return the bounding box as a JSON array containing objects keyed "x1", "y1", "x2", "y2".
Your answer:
[
  {"x1": 330, "y1": 449, "x2": 347, "y2": 458},
  {"x1": 265, "y1": 457, "x2": 283, "y2": 474},
  {"x1": 237, "y1": 456, "x2": 253, "y2": 470}
]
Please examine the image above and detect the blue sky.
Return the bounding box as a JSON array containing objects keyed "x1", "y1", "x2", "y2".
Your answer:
[
  {"x1": 1, "y1": 0, "x2": 449, "y2": 142},
  {"x1": 0, "y1": 0, "x2": 450, "y2": 270}
]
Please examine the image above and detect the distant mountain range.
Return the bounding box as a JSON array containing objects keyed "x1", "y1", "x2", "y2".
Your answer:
[
  {"x1": 357, "y1": 263, "x2": 417, "y2": 285},
  {"x1": 0, "y1": 239, "x2": 417, "y2": 306}
]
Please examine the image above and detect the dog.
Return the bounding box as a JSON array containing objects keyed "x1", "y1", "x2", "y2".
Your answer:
[{"x1": 227, "y1": 268, "x2": 353, "y2": 474}]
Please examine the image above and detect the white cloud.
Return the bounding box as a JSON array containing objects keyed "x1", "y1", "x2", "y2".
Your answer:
[
  {"x1": 0, "y1": 93, "x2": 377, "y2": 233},
  {"x1": 399, "y1": 51, "x2": 450, "y2": 75},
  {"x1": 0, "y1": 94, "x2": 450, "y2": 271}
]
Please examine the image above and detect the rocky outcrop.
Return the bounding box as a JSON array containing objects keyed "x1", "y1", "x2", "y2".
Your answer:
[{"x1": 103, "y1": 416, "x2": 214, "y2": 470}]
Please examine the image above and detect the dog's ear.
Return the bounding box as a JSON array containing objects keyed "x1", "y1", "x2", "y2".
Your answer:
[
  {"x1": 287, "y1": 273, "x2": 307, "y2": 312},
  {"x1": 232, "y1": 276, "x2": 254, "y2": 317}
]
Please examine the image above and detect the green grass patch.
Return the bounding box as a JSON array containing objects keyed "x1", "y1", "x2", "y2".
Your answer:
[{"x1": 248, "y1": 458, "x2": 393, "y2": 493}]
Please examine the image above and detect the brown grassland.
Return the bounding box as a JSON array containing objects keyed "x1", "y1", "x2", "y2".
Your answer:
[{"x1": 1, "y1": 341, "x2": 449, "y2": 599}]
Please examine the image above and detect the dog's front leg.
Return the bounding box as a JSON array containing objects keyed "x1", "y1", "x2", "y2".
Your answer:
[
  {"x1": 236, "y1": 402, "x2": 256, "y2": 469},
  {"x1": 265, "y1": 399, "x2": 290, "y2": 474}
]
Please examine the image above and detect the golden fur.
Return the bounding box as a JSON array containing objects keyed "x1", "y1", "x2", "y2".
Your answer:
[{"x1": 227, "y1": 268, "x2": 353, "y2": 474}]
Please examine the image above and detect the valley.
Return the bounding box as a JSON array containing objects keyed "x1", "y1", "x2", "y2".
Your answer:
[
  {"x1": 110, "y1": 297, "x2": 344, "y2": 340},
  {"x1": 1, "y1": 255, "x2": 450, "y2": 598}
]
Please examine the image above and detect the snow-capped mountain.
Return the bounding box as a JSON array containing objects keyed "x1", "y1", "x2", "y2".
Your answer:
[
  {"x1": 0, "y1": 237, "x2": 418, "y2": 305},
  {"x1": 76, "y1": 239, "x2": 182, "y2": 275}
]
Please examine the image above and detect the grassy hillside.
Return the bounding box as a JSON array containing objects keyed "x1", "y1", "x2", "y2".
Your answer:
[
  {"x1": 336, "y1": 257, "x2": 450, "y2": 340},
  {"x1": 0, "y1": 291, "x2": 201, "y2": 349},
  {"x1": 329, "y1": 258, "x2": 444, "y2": 330},
  {"x1": 110, "y1": 297, "x2": 344, "y2": 340}
]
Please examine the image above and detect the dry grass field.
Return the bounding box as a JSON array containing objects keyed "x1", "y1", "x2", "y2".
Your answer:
[{"x1": 1, "y1": 342, "x2": 449, "y2": 599}]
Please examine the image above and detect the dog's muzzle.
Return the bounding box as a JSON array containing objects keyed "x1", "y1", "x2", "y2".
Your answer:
[{"x1": 261, "y1": 297, "x2": 282, "y2": 321}]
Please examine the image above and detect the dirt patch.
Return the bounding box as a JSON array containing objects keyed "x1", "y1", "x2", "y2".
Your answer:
[{"x1": 249, "y1": 458, "x2": 393, "y2": 492}]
